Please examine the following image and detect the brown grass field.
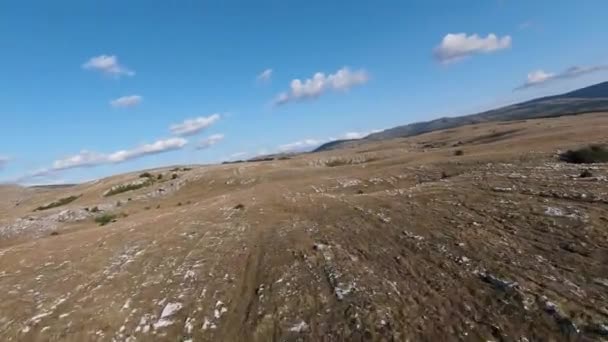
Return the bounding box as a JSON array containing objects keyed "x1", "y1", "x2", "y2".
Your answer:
[{"x1": 1, "y1": 112, "x2": 608, "y2": 341}]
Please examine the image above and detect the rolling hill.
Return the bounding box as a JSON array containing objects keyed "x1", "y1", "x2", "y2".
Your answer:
[{"x1": 315, "y1": 81, "x2": 608, "y2": 152}]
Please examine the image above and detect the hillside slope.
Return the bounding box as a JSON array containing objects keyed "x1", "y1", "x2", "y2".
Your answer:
[
  {"x1": 315, "y1": 81, "x2": 608, "y2": 152},
  {"x1": 1, "y1": 113, "x2": 608, "y2": 341}
]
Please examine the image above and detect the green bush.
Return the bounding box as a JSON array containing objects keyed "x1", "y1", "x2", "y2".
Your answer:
[
  {"x1": 94, "y1": 213, "x2": 117, "y2": 226},
  {"x1": 560, "y1": 145, "x2": 608, "y2": 164},
  {"x1": 34, "y1": 195, "x2": 80, "y2": 211},
  {"x1": 104, "y1": 180, "x2": 152, "y2": 197}
]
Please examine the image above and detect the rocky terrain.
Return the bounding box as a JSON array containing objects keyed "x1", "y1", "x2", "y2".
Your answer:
[{"x1": 1, "y1": 112, "x2": 608, "y2": 341}]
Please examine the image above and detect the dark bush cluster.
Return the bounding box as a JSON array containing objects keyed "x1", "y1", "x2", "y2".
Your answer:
[
  {"x1": 560, "y1": 145, "x2": 608, "y2": 164},
  {"x1": 34, "y1": 195, "x2": 80, "y2": 211}
]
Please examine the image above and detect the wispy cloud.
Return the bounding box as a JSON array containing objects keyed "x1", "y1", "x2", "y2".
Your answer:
[
  {"x1": 257, "y1": 68, "x2": 273, "y2": 83},
  {"x1": 170, "y1": 114, "x2": 221, "y2": 136},
  {"x1": 110, "y1": 95, "x2": 143, "y2": 108},
  {"x1": 518, "y1": 21, "x2": 534, "y2": 31},
  {"x1": 274, "y1": 67, "x2": 369, "y2": 106},
  {"x1": 196, "y1": 134, "x2": 224, "y2": 150},
  {"x1": 0, "y1": 156, "x2": 9, "y2": 170},
  {"x1": 516, "y1": 65, "x2": 608, "y2": 90},
  {"x1": 25, "y1": 138, "x2": 187, "y2": 180},
  {"x1": 229, "y1": 152, "x2": 247, "y2": 159},
  {"x1": 82, "y1": 55, "x2": 135, "y2": 77},
  {"x1": 434, "y1": 33, "x2": 512, "y2": 64}
]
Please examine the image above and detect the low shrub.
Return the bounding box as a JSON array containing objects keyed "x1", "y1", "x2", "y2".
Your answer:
[
  {"x1": 580, "y1": 169, "x2": 594, "y2": 178},
  {"x1": 454, "y1": 150, "x2": 464, "y2": 156},
  {"x1": 34, "y1": 195, "x2": 80, "y2": 211},
  {"x1": 94, "y1": 213, "x2": 117, "y2": 226},
  {"x1": 561, "y1": 145, "x2": 608, "y2": 164},
  {"x1": 104, "y1": 179, "x2": 152, "y2": 197},
  {"x1": 560, "y1": 145, "x2": 608, "y2": 164},
  {"x1": 139, "y1": 172, "x2": 153, "y2": 178}
]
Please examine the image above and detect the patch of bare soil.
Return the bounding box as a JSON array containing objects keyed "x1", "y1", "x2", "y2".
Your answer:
[{"x1": 1, "y1": 113, "x2": 608, "y2": 341}]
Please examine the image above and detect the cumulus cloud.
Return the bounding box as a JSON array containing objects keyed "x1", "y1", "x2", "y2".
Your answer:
[
  {"x1": 257, "y1": 68, "x2": 273, "y2": 83},
  {"x1": 274, "y1": 67, "x2": 369, "y2": 106},
  {"x1": 110, "y1": 95, "x2": 142, "y2": 108},
  {"x1": 82, "y1": 55, "x2": 135, "y2": 77},
  {"x1": 46, "y1": 138, "x2": 188, "y2": 174},
  {"x1": 196, "y1": 134, "x2": 224, "y2": 150},
  {"x1": 170, "y1": 114, "x2": 221, "y2": 136},
  {"x1": 516, "y1": 65, "x2": 608, "y2": 90},
  {"x1": 434, "y1": 33, "x2": 512, "y2": 63}
]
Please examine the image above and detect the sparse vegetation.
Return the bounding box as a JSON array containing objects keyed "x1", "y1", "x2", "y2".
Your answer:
[
  {"x1": 234, "y1": 203, "x2": 245, "y2": 210},
  {"x1": 157, "y1": 174, "x2": 163, "y2": 180},
  {"x1": 139, "y1": 172, "x2": 153, "y2": 178},
  {"x1": 580, "y1": 169, "x2": 594, "y2": 178},
  {"x1": 454, "y1": 150, "x2": 464, "y2": 156},
  {"x1": 90, "y1": 206, "x2": 100, "y2": 213},
  {"x1": 34, "y1": 195, "x2": 80, "y2": 211},
  {"x1": 50, "y1": 231, "x2": 59, "y2": 236},
  {"x1": 560, "y1": 145, "x2": 608, "y2": 164},
  {"x1": 104, "y1": 179, "x2": 152, "y2": 197},
  {"x1": 94, "y1": 213, "x2": 117, "y2": 226},
  {"x1": 171, "y1": 173, "x2": 179, "y2": 180}
]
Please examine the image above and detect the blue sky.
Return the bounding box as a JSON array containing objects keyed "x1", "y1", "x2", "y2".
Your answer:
[{"x1": 1, "y1": 0, "x2": 607, "y2": 184}]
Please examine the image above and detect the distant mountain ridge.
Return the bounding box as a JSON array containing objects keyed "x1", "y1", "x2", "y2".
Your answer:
[{"x1": 315, "y1": 81, "x2": 608, "y2": 152}]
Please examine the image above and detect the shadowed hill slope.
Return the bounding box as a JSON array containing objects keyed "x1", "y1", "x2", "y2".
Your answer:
[{"x1": 315, "y1": 81, "x2": 608, "y2": 152}]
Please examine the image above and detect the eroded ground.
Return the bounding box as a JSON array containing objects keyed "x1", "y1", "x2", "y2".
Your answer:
[{"x1": 1, "y1": 113, "x2": 608, "y2": 341}]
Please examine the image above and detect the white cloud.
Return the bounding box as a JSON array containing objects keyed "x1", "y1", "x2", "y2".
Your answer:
[
  {"x1": 196, "y1": 134, "x2": 224, "y2": 150},
  {"x1": 274, "y1": 67, "x2": 369, "y2": 106},
  {"x1": 229, "y1": 152, "x2": 247, "y2": 158},
  {"x1": 170, "y1": 114, "x2": 221, "y2": 136},
  {"x1": 516, "y1": 65, "x2": 608, "y2": 90},
  {"x1": 257, "y1": 68, "x2": 273, "y2": 82},
  {"x1": 106, "y1": 138, "x2": 187, "y2": 163},
  {"x1": 0, "y1": 156, "x2": 9, "y2": 170},
  {"x1": 342, "y1": 131, "x2": 370, "y2": 139},
  {"x1": 46, "y1": 138, "x2": 188, "y2": 173},
  {"x1": 278, "y1": 139, "x2": 324, "y2": 153},
  {"x1": 110, "y1": 95, "x2": 143, "y2": 108},
  {"x1": 334, "y1": 129, "x2": 383, "y2": 140},
  {"x1": 434, "y1": 33, "x2": 512, "y2": 63},
  {"x1": 277, "y1": 129, "x2": 381, "y2": 153},
  {"x1": 82, "y1": 55, "x2": 135, "y2": 77}
]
